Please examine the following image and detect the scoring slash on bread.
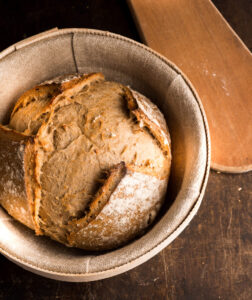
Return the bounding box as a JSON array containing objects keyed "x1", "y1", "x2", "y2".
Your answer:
[{"x1": 0, "y1": 73, "x2": 171, "y2": 250}]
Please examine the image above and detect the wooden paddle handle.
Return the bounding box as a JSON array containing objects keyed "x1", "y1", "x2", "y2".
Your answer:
[{"x1": 128, "y1": 0, "x2": 252, "y2": 173}]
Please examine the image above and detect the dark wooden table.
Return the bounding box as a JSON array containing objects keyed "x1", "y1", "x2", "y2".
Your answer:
[{"x1": 0, "y1": 1, "x2": 251, "y2": 299}]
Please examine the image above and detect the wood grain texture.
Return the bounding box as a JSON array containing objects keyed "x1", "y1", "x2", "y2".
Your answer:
[
  {"x1": 1, "y1": 172, "x2": 251, "y2": 300},
  {"x1": 128, "y1": 0, "x2": 252, "y2": 173}
]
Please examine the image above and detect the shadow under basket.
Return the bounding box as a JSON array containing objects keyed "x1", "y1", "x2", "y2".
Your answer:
[{"x1": 0, "y1": 28, "x2": 210, "y2": 282}]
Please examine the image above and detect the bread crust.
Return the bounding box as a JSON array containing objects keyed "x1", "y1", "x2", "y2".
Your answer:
[
  {"x1": 9, "y1": 84, "x2": 61, "y2": 134},
  {"x1": 0, "y1": 73, "x2": 171, "y2": 251},
  {"x1": 0, "y1": 125, "x2": 35, "y2": 229},
  {"x1": 123, "y1": 87, "x2": 171, "y2": 178},
  {"x1": 67, "y1": 165, "x2": 168, "y2": 250}
]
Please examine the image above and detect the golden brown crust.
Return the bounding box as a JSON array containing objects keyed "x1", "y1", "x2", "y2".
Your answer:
[
  {"x1": 67, "y1": 162, "x2": 127, "y2": 231},
  {"x1": 10, "y1": 84, "x2": 60, "y2": 117},
  {"x1": 0, "y1": 125, "x2": 35, "y2": 229},
  {"x1": 65, "y1": 166, "x2": 168, "y2": 251},
  {"x1": 61, "y1": 72, "x2": 105, "y2": 92},
  {"x1": 9, "y1": 73, "x2": 106, "y2": 137},
  {"x1": 9, "y1": 84, "x2": 61, "y2": 134},
  {"x1": 0, "y1": 72, "x2": 171, "y2": 251},
  {"x1": 67, "y1": 162, "x2": 127, "y2": 247},
  {"x1": 123, "y1": 86, "x2": 171, "y2": 157},
  {"x1": 23, "y1": 138, "x2": 41, "y2": 234}
]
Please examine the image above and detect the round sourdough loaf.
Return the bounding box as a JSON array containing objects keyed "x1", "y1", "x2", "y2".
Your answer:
[{"x1": 0, "y1": 72, "x2": 171, "y2": 250}]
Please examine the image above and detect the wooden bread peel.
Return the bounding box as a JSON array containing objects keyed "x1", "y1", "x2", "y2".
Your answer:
[{"x1": 128, "y1": 0, "x2": 252, "y2": 173}]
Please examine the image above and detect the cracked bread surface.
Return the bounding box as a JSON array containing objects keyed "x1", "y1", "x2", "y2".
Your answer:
[
  {"x1": 9, "y1": 84, "x2": 61, "y2": 135},
  {"x1": 0, "y1": 125, "x2": 36, "y2": 230},
  {"x1": 0, "y1": 73, "x2": 171, "y2": 250}
]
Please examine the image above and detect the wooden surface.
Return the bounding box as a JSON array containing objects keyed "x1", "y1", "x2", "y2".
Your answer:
[
  {"x1": 1, "y1": 172, "x2": 251, "y2": 299},
  {"x1": 0, "y1": 0, "x2": 251, "y2": 299},
  {"x1": 128, "y1": 0, "x2": 252, "y2": 173}
]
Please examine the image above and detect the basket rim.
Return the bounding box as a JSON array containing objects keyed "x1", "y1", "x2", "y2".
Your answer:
[{"x1": 0, "y1": 28, "x2": 211, "y2": 281}]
